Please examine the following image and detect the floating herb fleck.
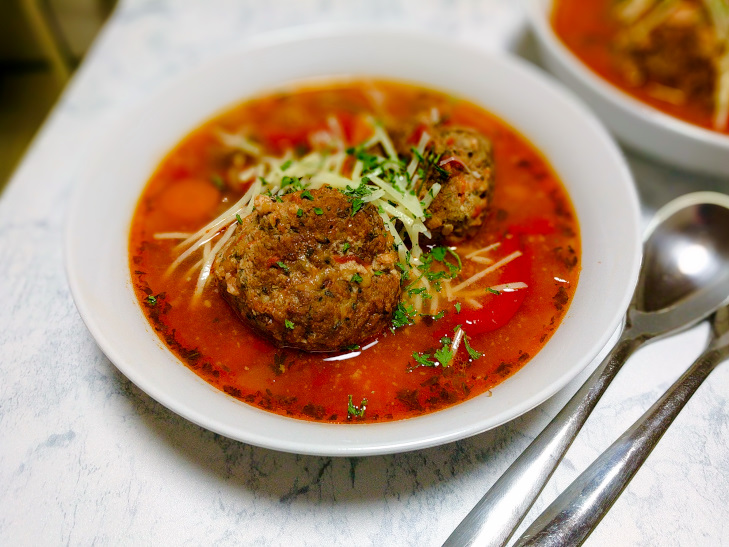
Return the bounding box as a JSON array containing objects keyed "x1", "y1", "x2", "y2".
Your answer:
[{"x1": 347, "y1": 395, "x2": 368, "y2": 418}]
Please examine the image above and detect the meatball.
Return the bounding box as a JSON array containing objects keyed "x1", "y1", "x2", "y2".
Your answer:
[
  {"x1": 419, "y1": 126, "x2": 495, "y2": 242},
  {"x1": 213, "y1": 186, "x2": 401, "y2": 352},
  {"x1": 614, "y1": 2, "x2": 718, "y2": 111}
]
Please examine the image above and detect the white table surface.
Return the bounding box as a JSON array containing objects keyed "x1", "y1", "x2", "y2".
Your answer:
[{"x1": 2, "y1": 1, "x2": 728, "y2": 545}]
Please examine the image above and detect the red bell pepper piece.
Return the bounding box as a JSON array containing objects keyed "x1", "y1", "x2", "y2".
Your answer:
[{"x1": 435, "y1": 233, "x2": 531, "y2": 339}]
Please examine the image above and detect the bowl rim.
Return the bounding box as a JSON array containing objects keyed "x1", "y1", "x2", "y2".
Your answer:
[
  {"x1": 527, "y1": 0, "x2": 729, "y2": 151},
  {"x1": 64, "y1": 26, "x2": 642, "y2": 456}
]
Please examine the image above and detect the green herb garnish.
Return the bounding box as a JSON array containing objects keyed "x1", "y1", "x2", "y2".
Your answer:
[
  {"x1": 464, "y1": 335, "x2": 482, "y2": 360},
  {"x1": 391, "y1": 302, "x2": 417, "y2": 329},
  {"x1": 412, "y1": 351, "x2": 437, "y2": 367},
  {"x1": 434, "y1": 345, "x2": 454, "y2": 367},
  {"x1": 347, "y1": 395, "x2": 368, "y2": 418}
]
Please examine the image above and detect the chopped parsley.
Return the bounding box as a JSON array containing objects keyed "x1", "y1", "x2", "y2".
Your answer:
[
  {"x1": 455, "y1": 302, "x2": 462, "y2": 313},
  {"x1": 281, "y1": 159, "x2": 293, "y2": 171},
  {"x1": 351, "y1": 273, "x2": 363, "y2": 284},
  {"x1": 373, "y1": 270, "x2": 384, "y2": 276},
  {"x1": 351, "y1": 198, "x2": 365, "y2": 215},
  {"x1": 434, "y1": 344, "x2": 454, "y2": 367},
  {"x1": 464, "y1": 335, "x2": 482, "y2": 360},
  {"x1": 281, "y1": 175, "x2": 304, "y2": 191},
  {"x1": 344, "y1": 344, "x2": 361, "y2": 351},
  {"x1": 342, "y1": 242, "x2": 350, "y2": 253},
  {"x1": 313, "y1": 207, "x2": 324, "y2": 215},
  {"x1": 343, "y1": 182, "x2": 372, "y2": 216},
  {"x1": 297, "y1": 208, "x2": 304, "y2": 217},
  {"x1": 235, "y1": 214, "x2": 243, "y2": 225},
  {"x1": 145, "y1": 294, "x2": 157, "y2": 306},
  {"x1": 284, "y1": 319, "x2": 295, "y2": 330},
  {"x1": 486, "y1": 287, "x2": 501, "y2": 295},
  {"x1": 391, "y1": 302, "x2": 417, "y2": 330},
  {"x1": 347, "y1": 395, "x2": 368, "y2": 419},
  {"x1": 275, "y1": 261, "x2": 290, "y2": 273},
  {"x1": 412, "y1": 352, "x2": 437, "y2": 367},
  {"x1": 300, "y1": 190, "x2": 314, "y2": 200},
  {"x1": 423, "y1": 310, "x2": 446, "y2": 320}
]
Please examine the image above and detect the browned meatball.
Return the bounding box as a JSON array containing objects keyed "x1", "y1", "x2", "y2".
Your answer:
[
  {"x1": 213, "y1": 186, "x2": 401, "y2": 352},
  {"x1": 614, "y1": 2, "x2": 718, "y2": 111},
  {"x1": 419, "y1": 126, "x2": 495, "y2": 242}
]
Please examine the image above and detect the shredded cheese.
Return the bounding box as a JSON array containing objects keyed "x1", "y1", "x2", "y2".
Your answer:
[{"x1": 449, "y1": 251, "x2": 523, "y2": 296}]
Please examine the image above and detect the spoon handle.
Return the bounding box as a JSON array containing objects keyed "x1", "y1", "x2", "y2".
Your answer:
[
  {"x1": 514, "y1": 346, "x2": 729, "y2": 547},
  {"x1": 442, "y1": 333, "x2": 643, "y2": 547}
]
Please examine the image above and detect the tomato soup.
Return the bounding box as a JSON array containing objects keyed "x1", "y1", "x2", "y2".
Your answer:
[
  {"x1": 552, "y1": 0, "x2": 729, "y2": 135},
  {"x1": 129, "y1": 80, "x2": 580, "y2": 423}
]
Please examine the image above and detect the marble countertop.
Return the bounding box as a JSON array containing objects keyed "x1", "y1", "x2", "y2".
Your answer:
[{"x1": 2, "y1": 0, "x2": 728, "y2": 545}]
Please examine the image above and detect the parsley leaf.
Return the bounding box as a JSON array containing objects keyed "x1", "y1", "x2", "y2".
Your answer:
[
  {"x1": 434, "y1": 345, "x2": 454, "y2": 367},
  {"x1": 235, "y1": 214, "x2": 243, "y2": 225},
  {"x1": 391, "y1": 302, "x2": 417, "y2": 329},
  {"x1": 145, "y1": 295, "x2": 157, "y2": 306},
  {"x1": 284, "y1": 319, "x2": 295, "y2": 330},
  {"x1": 301, "y1": 190, "x2": 314, "y2": 200},
  {"x1": 412, "y1": 351, "x2": 437, "y2": 367},
  {"x1": 275, "y1": 261, "x2": 289, "y2": 273},
  {"x1": 347, "y1": 395, "x2": 368, "y2": 418},
  {"x1": 351, "y1": 273, "x2": 363, "y2": 283},
  {"x1": 313, "y1": 207, "x2": 324, "y2": 215},
  {"x1": 464, "y1": 335, "x2": 482, "y2": 360},
  {"x1": 297, "y1": 208, "x2": 304, "y2": 217},
  {"x1": 431, "y1": 246, "x2": 448, "y2": 261}
]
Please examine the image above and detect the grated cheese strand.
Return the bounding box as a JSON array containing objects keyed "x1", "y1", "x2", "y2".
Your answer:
[
  {"x1": 466, "y1": 242, "x2": 501, "y2": 259},
  {"x1": 449, "y1": 250, "x2": 523, "y2": 296},
  {"x1": 193, "y1": 222, "x2": 237, "y2": 300}
]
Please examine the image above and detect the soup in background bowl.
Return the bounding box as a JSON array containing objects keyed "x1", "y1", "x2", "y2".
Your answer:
[
  {"x1": 529, "y1": 0, "x2": 729, "y2": 176},
  {"x1": 65, "y1": 29, "x2": 641, "y2": 456}
]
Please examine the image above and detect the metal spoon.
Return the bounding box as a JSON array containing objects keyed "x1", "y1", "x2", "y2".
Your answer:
[
  {"x1": 443, "y1": 191, "x2": 729, "y2": 547},
  {"x1": 514, "y1": 303, "x2": 729, "y2": 546}
]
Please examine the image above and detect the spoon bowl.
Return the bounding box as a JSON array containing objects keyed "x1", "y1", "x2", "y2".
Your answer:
[
  {"x1": 635, "y1": 192, "x2": 729, "y2": 315},
  {"x1": 444, "y1": 191, "x2": 729, "y2": 547}
]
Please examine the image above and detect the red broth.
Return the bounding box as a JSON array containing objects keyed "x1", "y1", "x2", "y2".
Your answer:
[
  {"x1": 552, "y1": 0, "x2": 729, "y2": 135},
  {"x1": 129, "y1": 80, "x2": 580, "y2": 423}
]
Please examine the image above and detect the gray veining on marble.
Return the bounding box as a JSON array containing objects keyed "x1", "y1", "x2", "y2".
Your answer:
[{"x1": 1, "y1": 1, "x2": 728, "y2": 545}]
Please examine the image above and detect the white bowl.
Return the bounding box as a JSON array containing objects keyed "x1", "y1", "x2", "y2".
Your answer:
[
  {"x1": 529, "y1": 0, "x2": 729, "y2": 177},
  {"x1": 65, "y1": 28, "x2": 641, "y2": 456}
]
